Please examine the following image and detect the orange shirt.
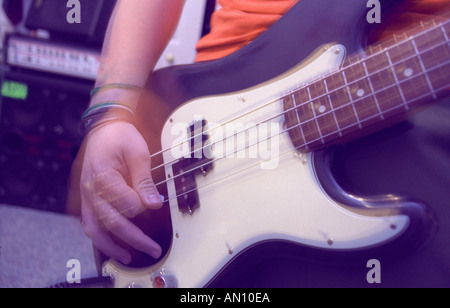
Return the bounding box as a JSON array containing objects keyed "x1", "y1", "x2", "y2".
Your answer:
[
  {"x1": 195, "y1": 0, "x2": 449, "y2": 62},
  {"x1": 195, "y1": 0, "x2": 299, "y2": 62}
]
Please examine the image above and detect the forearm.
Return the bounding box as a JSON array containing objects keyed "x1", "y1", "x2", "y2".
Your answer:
[{"x1": 91, "y1": 0, "x2": 185, "y2": 109}]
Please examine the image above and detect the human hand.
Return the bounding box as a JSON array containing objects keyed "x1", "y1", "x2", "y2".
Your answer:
[{"x1": 79, "y1": 121, "x2": 163, "y2": 265}]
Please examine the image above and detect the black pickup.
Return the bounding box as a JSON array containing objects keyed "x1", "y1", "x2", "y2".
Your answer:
[{"x1": 172, "y1": 119, "x2": 214, "y2": 214}]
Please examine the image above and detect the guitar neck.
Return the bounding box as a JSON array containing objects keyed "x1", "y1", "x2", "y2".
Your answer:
[{"x1": 284, "y1": 16, "x2": 450, "y2": 152}]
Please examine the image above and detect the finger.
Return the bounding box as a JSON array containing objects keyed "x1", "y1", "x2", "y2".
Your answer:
[
  {"x1": 95, "y1": 199, "x2": 162, "y2": 259},
  {"x1": 81, "y1": 197, "x2": 132, "y2": 264},
  {"x1": 93, "y1": 168, "x2": 147, "y2": 219},
  {"x1": 82, "y1": 172, "x2": 161, "y2": 261},
  {"x1": 123, "y1": 144, "x2": 163, "y2": 210}
]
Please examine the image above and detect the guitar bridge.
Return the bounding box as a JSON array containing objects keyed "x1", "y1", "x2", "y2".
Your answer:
[{"x1": 172, "y1": 118, "x2": 213, "y2": 214}]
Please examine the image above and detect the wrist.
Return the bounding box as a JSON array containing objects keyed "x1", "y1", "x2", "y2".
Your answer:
[{"x1": 89, "y1": 83, "x2": 148, "y2": 112}]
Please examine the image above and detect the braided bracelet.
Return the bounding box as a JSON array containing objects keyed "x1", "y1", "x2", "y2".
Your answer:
[{"x1": 79, "y1": 101, "x2": 135, "y2": 137}]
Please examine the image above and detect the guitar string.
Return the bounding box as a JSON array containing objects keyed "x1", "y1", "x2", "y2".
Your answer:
[
  {"x1": 95, "y1": 25, "x2": 450, "y2": 204},
  {"x1": 146, "y1": 19, "x2": 449, "y2": 172},
  {"x1": 146, "y1": 35, "x2": 449, "y2": 177},
  {"x1": 96, "y1": 81, "x2": 450, "y2": 219},
  {"x1": 91, "y1": 20, "x2": 450, "y2": 215},
  {"x1": 153, "y1": 81, "x2": 449, "y2": 194},
  {"x1": 94, "y1": 78, "x2": 449, "y2": 220}
]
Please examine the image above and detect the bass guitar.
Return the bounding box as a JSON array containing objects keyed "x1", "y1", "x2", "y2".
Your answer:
[{"x1": 100, "y1": 0, "x2": 449, "y2": 287}]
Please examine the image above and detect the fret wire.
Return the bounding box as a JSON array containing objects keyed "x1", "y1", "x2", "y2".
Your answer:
[
  {"x1": 341, "y1": 70, "x2": 363, "y2": 129},
  {"x1": 440, "y1": 24, "x2": 450, "y2": 81},
  {"x1": 385, "y1": 50, "x2": 409, "y2": 110},
  {"x1": 362, "y1": 61, "x2": 385, "y2": 120},
  {"x1": 441, "y1": 23, "x2": 450, "y2": 46},
  {"x1": 291, "y1": 93, "x2": 309, "y2": 150},
  {"x1": 323, "y1": 79, "x2": 343, "y2": 137},
  {"x1": 411, "y1": 38, "x2": 438, "y2": 100},
  {"x1": 306, "y1": 86, "x2": 326, "y2": 144}
]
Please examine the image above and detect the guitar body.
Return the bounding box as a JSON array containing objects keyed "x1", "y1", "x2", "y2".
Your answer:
[{"x1": 101, "y1": 0, "x2": 445, "y2": 287}]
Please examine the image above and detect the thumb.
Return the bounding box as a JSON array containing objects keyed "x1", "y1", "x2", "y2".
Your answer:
[
  {"x1": 130, "y1": 155, "x2": 163, "y2": 210},
  {"x1": 123, "y1": 144, "x2": 163, "y2": 210}
]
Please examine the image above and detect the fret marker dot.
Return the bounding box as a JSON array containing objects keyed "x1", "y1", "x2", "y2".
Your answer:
[
  {"x1": 356, "y1": 89, "x2": 365, "y2": 97},
  {"x1": 318, "y1": 105, "x2": 326, "y2": 113},
  {"x1": 404, "y1": 68, "x2": 413, "y2": 77}
]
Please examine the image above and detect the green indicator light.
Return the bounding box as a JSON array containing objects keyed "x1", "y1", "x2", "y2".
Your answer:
[{"x1": 1, "y1": 80, "x2": 29, "y2": 100}]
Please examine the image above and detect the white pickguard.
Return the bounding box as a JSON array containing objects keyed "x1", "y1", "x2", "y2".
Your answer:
[{"x1": 103, "y1": 44, "x2": 409, "y2": 288}]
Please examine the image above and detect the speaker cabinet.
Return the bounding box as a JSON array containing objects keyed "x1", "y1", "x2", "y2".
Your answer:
[{"x1": 0, "y1": 69, "x2": 92, "y2": 212}]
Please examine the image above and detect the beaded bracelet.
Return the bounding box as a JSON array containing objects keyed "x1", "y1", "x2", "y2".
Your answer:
[
  {"x1": 90, "y1": 83, "x2": 145, "y2": 99},
  {"x1": 79, "y1": 101, "x2": 135, "y2": 137}
]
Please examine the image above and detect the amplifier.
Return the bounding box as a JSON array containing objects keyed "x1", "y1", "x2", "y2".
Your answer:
[
  {"x1": 0, "y1": 68, "x2": 92, "y2": 212},
  {"x1": 5, "y1": 34, "x2": 101, "y2": 81}
]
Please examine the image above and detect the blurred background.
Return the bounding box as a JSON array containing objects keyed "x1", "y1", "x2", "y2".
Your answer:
[
  {"x1": 0, "y1": 0, "x2": 215, "y2": 287},
  {"x1": 0, "y1": 0, "x2": 215, "y2": 213}
]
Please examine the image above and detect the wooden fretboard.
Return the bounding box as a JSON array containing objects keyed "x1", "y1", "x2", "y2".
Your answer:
[{"x1": 284, "y1": 15, "x2": 450, "y2": 152}]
